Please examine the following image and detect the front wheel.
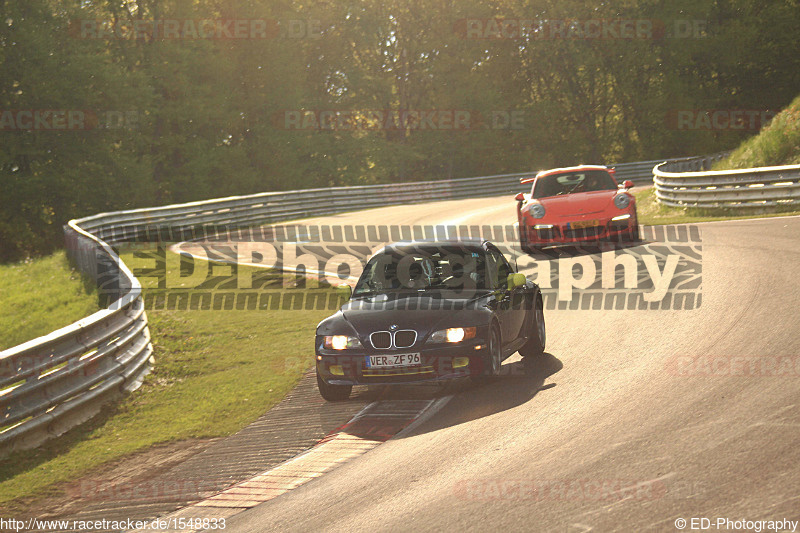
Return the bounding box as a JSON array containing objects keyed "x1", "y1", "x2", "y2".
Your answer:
[
  {"x1": 623, "y1": 212, "x2": 640, "y2": 242},
  {"x1": 317, "y1": 372, "x2": 352, "y2": 401},
  {"x1": 519, "y1": 225, "x2": 537, "y2": 254},
  {"x1": 473, "y1": 325, "x2": 501, "y2": 386},
  {"x1": 631, "y1": 219, "x2": 640, "y2": 241},
  {"x1": 519, "y1": 295, "x2": 545, "y2": 358}
]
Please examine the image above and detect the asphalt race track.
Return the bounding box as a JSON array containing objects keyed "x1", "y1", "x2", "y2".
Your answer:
[{"x1": 210, "y1": 197, "x2": 800, "y2": 533}]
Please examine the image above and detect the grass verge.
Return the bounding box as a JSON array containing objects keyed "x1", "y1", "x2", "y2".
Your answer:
[
  {"x1": 712, "y1": 94, "x2": 800, "y2": 169},
  {"x1": 634, "y1": 186, "x2": 800, "y2": 225},
  {"x1": 0, "y1": 250, "x2": 339, "y2": 509},
  {"x1": 0, "y1": 251, "x2": 99, "y2": 351}
]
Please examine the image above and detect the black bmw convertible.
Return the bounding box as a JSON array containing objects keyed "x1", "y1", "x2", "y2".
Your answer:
[{"x1": 315, "y1": 240, "x2": 546, "y2": 401}]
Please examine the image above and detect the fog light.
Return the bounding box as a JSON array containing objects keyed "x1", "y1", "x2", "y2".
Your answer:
[
  {"x1": 316, "y1": 355, "x2": 322, "y2": 361},
  {"x1": 453, "y1": 357, "x2": 470, "y2": 369},
  {"x1": 534, "y1": 224, "x2": 556, "y2": 239},
  {"x1": 608, "y1": 214, "x2": 631, "y2": 229},
  {"x1": 329, "y1": 365, "x2": 344, "y2": 376}
]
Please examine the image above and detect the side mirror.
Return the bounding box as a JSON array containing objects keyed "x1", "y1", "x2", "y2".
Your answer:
[
  {"x1": 336, "y1": 285, "x2": 352, "y2": 301},
  {"x1": 507, "y1": 272, "x2": 526, "y2": 289},
  {"x1": 622, "y1": 180, "x2": 634, "y2": 189},
  {"x1": 515, "y1": 192, "x2": 525, "y2": 203}
]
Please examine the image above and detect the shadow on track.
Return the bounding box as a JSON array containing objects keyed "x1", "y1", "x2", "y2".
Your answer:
[
  {"x1": 322, "y1": 352, "x2": 563, "y2": 439},
  {"x1": 400, "y1": 352, "x2": 563, "y2": 437},
  {"x1": 513, "y1": 240, "x2": 645, "y2": 261}
]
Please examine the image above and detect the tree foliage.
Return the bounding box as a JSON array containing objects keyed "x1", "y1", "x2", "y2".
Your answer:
[{"x1": 1, "y1": 0, "x2": 798, "y2": 261}]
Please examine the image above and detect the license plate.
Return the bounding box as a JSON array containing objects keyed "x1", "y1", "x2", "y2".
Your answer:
[
  {"x1": 569, "y1": 219, "x2": 599, "y2": 230},
  {"x1": 365, "y1": 353, "x2": 422, "y2": 369}
]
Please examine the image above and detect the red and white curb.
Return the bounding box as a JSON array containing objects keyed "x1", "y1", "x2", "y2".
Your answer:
[{"x1": 130, "y1": 396, "x2": 451, "y2": 532}]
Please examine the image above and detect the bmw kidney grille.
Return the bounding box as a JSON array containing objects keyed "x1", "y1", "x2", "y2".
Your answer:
[{"x1": 370, "y1": 330, "x2": 417, "y2": 349}]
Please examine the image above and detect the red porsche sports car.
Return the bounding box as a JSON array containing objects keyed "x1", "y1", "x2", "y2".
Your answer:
[{"x1": 515, "y1": 165, "x2": 639, "y2": 251}]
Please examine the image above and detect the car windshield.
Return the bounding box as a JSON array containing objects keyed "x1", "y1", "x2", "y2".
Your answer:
[
  {"x1": 353, "y1": 244, "x2": 489, "y2": 296},
  {"x1": 533, "y1": 170, "x2": 617, "y2": 198}
]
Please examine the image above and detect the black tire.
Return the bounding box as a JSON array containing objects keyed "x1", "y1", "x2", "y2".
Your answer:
[
  {"x1": 623, "y1": 212, "x2": 640, "y2": 242},
  {"x1": 317, "y1": 371, "x2": 352, "y2": 401},
  {"x1": 473, "y1": 325, "x2": 501, "y2": 385},
  {"x1": 631, "y1": 219, "x2": 640, "y2": 241},
  {"x1": 518, "y1": 295, "x2": 545, "y2": 358},
  {"x1": 519, "y1": 225, "x2": 536, "y2": 254}
]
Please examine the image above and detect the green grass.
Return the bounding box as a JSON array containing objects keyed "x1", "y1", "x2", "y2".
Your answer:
[
  {"x1": 0, "y1": 251, "x2": 99, "y2": 351},
  {"x1": 642, "y1": 94, "x2": 800, "y2": 223},
  {"x1": 634, "y1": 186, "x2": 800, "y2": 225},
  {"x1": 713, "y1": 94, "x2": 800, "y2": 169},
  {"x1": 0, "y1": 250, "x2": 340, "y2": 509}
]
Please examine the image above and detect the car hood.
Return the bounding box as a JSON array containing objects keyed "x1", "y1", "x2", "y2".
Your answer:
[
  {"x1": 318, "y1": 291, "x2": 491, "y2": 339},
  {"x1": 538, "y1": 190, "x2": 617, "y2": 216}
]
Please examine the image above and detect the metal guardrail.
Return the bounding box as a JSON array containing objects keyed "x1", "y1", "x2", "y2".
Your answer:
[
  {"x1": 0, "y1": 222, "x2": 153, "y2": 456},
  {"x1": 72, "y1": 160, "x2": 665, "y2": 244},
  {"x1": 654, "y1": 156, "x2": 800, "y2": 209},
  {"x1": 0, "y1": 154, "x2": 704, "y2": 455},
  {"x1": 609, "y1": 158, "x2": 675, "y2": 185}
]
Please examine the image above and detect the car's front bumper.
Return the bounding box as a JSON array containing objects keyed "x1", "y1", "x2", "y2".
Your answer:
[
  {"x1": 522, "y1": 212, "x2": 636, "y2": 245},
  {"x1": 315, "y1": 340, "x2": 490, "y2": 386}
]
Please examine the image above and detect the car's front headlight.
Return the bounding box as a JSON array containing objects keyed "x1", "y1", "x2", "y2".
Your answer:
[
  {"x1": 323, "y1": 335, "x2": 362, "y2": 350},
  {"x1": 530, "y1": 203, "x2": 546, "y2": 219},
  {"x1": 614, "y1": 193, "x2": 631, "y2": 209},
  {"x1": 428, "y1": 327, "x2": 477, "y2": 343}
]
